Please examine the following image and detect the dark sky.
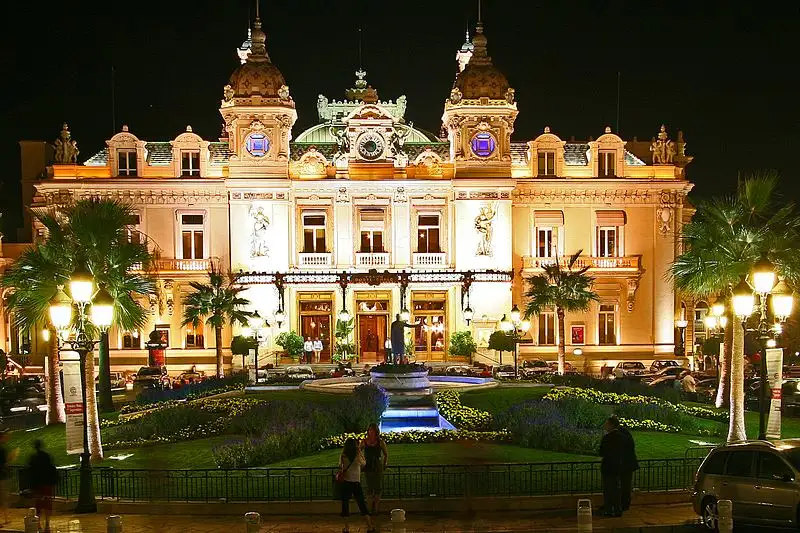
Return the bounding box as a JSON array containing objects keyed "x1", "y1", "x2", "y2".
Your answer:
[{"x1": 2, "y1": 1, "x2": 798, "y2": 241}]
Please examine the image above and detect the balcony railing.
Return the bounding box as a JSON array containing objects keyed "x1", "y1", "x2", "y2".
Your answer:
[
  {"x1": 413, "y1": 253, "x2": 447, "y2": 268},
  {"x1": 298, "y1": 253, "x2": 332, "y2": 268},
  {"x1": 523, "y1": 255, "x2": 641, "y2": 273},
  {"x1": 355, "y1": 252, "x2": 390, "y2": 268},
  {"x1": 131, "y1": 257, "x2": 218, "y2": 273}
]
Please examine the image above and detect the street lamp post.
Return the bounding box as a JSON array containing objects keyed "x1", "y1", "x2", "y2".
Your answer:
[
  {"x1": 704, "y1": 303, "x2": 727, "y2": 376},
  {"x1": 675, "y1": 319, "x2": 688, "y2": 357},
  {"x1": 500, "y1": 305, "x2": 531, "y2": 378},
  {"x1": 48, "y1": 268, "x2": 114, "y2": 514},
  {"x1": 247, "y1": 311, "x2": 268, "y2": 383}
]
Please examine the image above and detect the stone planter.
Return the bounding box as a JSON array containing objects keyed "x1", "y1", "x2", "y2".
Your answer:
[{"x1": 369, "y1": 370, "x2": 431, "y2": 393}]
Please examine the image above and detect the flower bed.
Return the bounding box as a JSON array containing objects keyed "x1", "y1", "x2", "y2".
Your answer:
[
  {"x1": 434, "y1": 390, "x2": 493, "y2": 431},
  {"x1": 320, "y1": 429, "x2": 512, "y2": 449}
]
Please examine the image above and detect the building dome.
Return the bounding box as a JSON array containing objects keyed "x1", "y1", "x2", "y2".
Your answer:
[
  {"x1": 227, "y1": 18, "x2": 286, "y2": 98},
  {"x1": 453, "y1": 23, "x2": 509, "y2": 100}
]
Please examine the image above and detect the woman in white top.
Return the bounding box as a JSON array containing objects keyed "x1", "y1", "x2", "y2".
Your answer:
[
  {"x1": 313, "y1": 337, "x2": 323, "y2": 363},
  {"x1": 338, "y1": 437, "x2": 374, "y2": 533}
]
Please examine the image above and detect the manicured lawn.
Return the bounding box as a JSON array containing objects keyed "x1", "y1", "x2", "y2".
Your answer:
[{"x1": 459, "y1": 385, "x2": 551, "y2": 413}]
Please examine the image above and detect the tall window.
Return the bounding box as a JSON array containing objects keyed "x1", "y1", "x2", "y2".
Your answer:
[
  {"x1": 598, "y1": 150, "x2": 616, "y2": 177},
  {"x1": 185, "y1": 324, "x2": 204, "y2": 348},
  {"x1": 597, "y1": 227, "x2": 618, "y2": 257},
  {"x1": 359, "y1": 209, "x2": 384, "y2": 253},
  {"x1": 181, "y1": 150, "x2": 201, "y2": 176},
  {"x1": 180, "y1": 214, "x2": 205, "y2": 259},
  {"x1": 417, "y1": 214, "x2": 441, "y2": 253},
  {"x1": 122, "y1": 330, "x2": 140, "y2": 349},
  {"x1": 117, "y1": 150, "x2": 137, "y2": 176},
  {"x1": 536, "y1": 227, "x2": 556, "y2": 258},
  {"x1": 694, "y1": 302, "x2": 709, "y2": 342},
  {"x1": 302, "y1": 213, "x2": 326, "y2": 253},
  {"x1": 598, "y1": 304, "x2": 616, "y2": 345},
  {"x1": 538, "y1": 312, "x2": 555, "y2": 345},
  {"x1": 126, "y1": 214, "x2": 142, "y2": 245},
  {"x1": 537, "y1": 151, "x2": 556, "y2": 176}
]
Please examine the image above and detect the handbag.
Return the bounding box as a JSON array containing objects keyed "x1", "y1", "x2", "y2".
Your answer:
[{"x1": 333, "y1": 456, "x2": 356, "y2": 498}]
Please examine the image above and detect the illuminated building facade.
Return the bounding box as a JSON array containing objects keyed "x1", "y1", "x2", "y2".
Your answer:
[{"x1": 13, "y1": 16, "x2": 694, "y2": 374}]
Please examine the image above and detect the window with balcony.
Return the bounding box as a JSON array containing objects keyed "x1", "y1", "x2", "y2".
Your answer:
[
  {"x1": 359, "y1": 209, "x2": 385, "y2": 253},
  {"x1": 417, "y1": 214, "x2": 441, "y2": 253},
  {"x1": 595, "y1": 211, "x2": 625, "y2": 258},
  {"x1": 533, "y1": 210, "x2": 563, "y2": 259},
  {"x1": 538, "y1": 312, "x2": 555, "y2": 345},
  {"x1": 537, "y1": 150, "x2": 556, "y2": 176},
  {"x1": 122, "y1": 330, "x2": 141, "y2": 349},
  {"x1": 302, "y1": 213, "x2": 326, "y2": 253},
  {"x1": 181, "y1": 150, "x2": 201, "y2": 176},
  {"x1": 597, "y1": 227, "x2": 618, "y2": 257},
  {"x1": 185, "y1": 324, "x2": 204, "y2": 348},
  {"x1": 536, "y1": 228, "x2": 556, "y2": 258},
  {"x1": 117, "y1": 150, "x2": 138, "y2": 176},
  {"x1": 180, "y1": 214, "x2": 205, "y2": 259},
  {"x1": 598, "y1": 150, "x2": 616, "y2": 177},
  {"x1": 598, "y1": 304, "x2": 616, "y2": 345}
]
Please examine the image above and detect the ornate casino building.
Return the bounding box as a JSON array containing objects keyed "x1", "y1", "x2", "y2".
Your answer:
[{"x1": 8, "y1": 16, "x2": 695, "y2": 374}]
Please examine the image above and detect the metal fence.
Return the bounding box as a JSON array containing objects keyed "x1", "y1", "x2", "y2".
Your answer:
[{"x1": 10, "y1": 457, "x2": 703, "y2": 503}]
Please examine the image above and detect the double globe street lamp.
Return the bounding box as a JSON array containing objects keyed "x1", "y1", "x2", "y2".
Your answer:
[
  {"x1": 243, "y1": 311, "x2": 269, "y2": 382},
  {"x1": 500, "y1": 304, "x2": 531, "y2": 378},
  {"x1": 48, "y1": 265, "x2": 115, "y2": 513},
  {"x1": 731, "y1": 254, "x2": 794, "y2": 440}
]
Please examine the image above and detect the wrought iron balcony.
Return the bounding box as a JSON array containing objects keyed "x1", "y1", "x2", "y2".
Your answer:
[
  {"x1": 522, "y1": 255, "x2": 642, "y2": 275},
  {"x1": 298, "y1": 253, "x2": 333, "y2": 268},
  {"x1": 412, "y1": 253, "x2": 447, "y2": 268},
  {"x1": 131, "y1": 257, "x2": 218, "y2": 274},
  {"x1": 355, "y1": 252, "x2": 390, "y2": 268}
]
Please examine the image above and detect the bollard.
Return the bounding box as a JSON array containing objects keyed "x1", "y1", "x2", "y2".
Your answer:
[
  {"x1": 391, "y1": 508, "x2": 406, "y2": 533},
  {"x1": 576, "y1": 498, "x2": 593, "y2": 532},
  {"x1": 717, "y1": 499, "x2": 733, "y2": 533},
  {"x1": 107, "y1": 515, "x2": 123, "y2": 533},
  {"x1": 24, "y1": 508, "x2": 39, "y2": 533},
  {"x1": 244, "y1": 511, "x2": 261, "y2": 533}
]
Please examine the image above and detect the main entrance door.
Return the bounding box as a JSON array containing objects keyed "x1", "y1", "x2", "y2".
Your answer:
[
  {"x1": 356, "y1": 293, "x2": 390, "y2": 363},
  {"x1": 298, "y1": 295, "x2": 333, "y2": 362},
  {"x1": 411, "y1": 292, "x2": 447, "y2": 362}
]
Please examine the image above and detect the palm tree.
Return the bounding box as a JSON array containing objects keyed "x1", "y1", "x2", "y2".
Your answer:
[
  {"x1": 524, "y1": 250, "x2": 599, "y2": 375},
  {"x1": 672, "y1": 173, "x2": 800, "y2": 443},
  {"x1": 182, "y1": 267, "x2": 251, "y2": 378},
  {"x1": 1, "y1": 199, "x2": 155, "y2": 459}
]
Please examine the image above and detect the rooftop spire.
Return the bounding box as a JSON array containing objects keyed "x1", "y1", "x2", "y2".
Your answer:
[{"x1": 248, "y1": 1, "x2": 269, "y2": 62}]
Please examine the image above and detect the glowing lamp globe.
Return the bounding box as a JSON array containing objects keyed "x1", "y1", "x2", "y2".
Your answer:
[
  {"x1": 499, "y1": 314, "x2": 513, "y2": 332},
  {"x1": 676, "y1": 319, "x2": 688, "y2": 329},
  {"x1": 49, "y1": 286, "x2": 73, "y2": 330},
  {"x1": 712, "y1": 302, "x2": 725, "y2": 317},
  {"x1": 732, "y1": 277, "x2": 755, "y2": 318},
  {"x1": 338, "y1": 308, "x2": 351, "y2": 323},
  {"x1": 69, "y1": 263, "x2": 95, "y2": 304},
  {"x1": 520, "y1": 319, "x2": 531, "y2": 333},
  {"x1": 274, "y1": 309, "x2": 285, "y2": 327},
  {"x1": 704, "y1": 315, "x2": 719, "y2": 330},
  {"x1": 241, "y1": 327, "x2": 252, "y2": 338},
  {"x1": 719, "y1": 316, "x2": 728, "y2": 329},
  {"x1": 771, "y1": 280, "x2": 794, "y2": 321},
  {"x1": 400, "y1": 308, "x2": 411, "y2": 322},
  {"x1": 249, "y1": 310, "x2": 264, "y2": 331},
  {"x1": 752, "y1": 254, "x2": 776, "y2": 295},
  {"x1": 510, "y1": 305, "x2": 521, "y2": 324},
  {"x1": 766, "y1": 338, "x2": 777, "y2": 349},
  {"x1": 41, "y1": 328, "x2": 51, "y2": 342},
  {"x1": 90, "y1": 286, "x2": 115, "y2": 330},
  {"x1": 463, "y1": 306, "x2": 474, "y2": 324}
]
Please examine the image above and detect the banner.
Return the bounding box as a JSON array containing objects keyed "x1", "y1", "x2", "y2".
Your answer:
[
  {"x1": 766, "y1": 348, "x2": 784, "y2": 440},
  {"x1": 62, "y1": 357, "x2": 84, "y2": 455}
]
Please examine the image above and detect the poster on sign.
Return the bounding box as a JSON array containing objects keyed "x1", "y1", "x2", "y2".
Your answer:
[
  {"x1": 62, "y1": 357, "x2": 84, "y2": 455},
  {"x1": 766, "y1": 348, "x2": 784, "y2": 440}
]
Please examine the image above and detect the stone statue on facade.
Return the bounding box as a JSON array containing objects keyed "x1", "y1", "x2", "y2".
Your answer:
[
  {"x1": 394, "y1": 95, "x2": 407, "y2": 121},
  {"x1": 223, "y1": 84, "x2": 234, "y2": 102},
  {"x1": 474, "y1": 202, "x2": 497, "y2": 257},
  {"x1": 650, "y1": 125, "x2": 672, "y2": 164},
  {"x1": 504, "y1": 87, "x2": 516, "y2": 105},
  {"x1": 249, "y1": 206, "x2": 270, "y2": 258},
  {"x1": 53, "y1": 123, "x2": 79, "y2": 164},
  {"x1": 278, "y1": 84, "x2": 291, "y2": 100},
  {"x1": 330, "y1": 126, "x2": 350, "y2": 158},
  {"x1": 317, "y1": 94, "x2": 331, "y2": 121},
  {"x1": 390, "y1": 122, "x2": 412, "y2": 157},
  {"x1": 449, "y1": 87, "x2": 462, "y2": 105}
]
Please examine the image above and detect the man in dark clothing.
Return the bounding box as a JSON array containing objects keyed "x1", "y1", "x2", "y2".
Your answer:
[
  {"x1": 619, "y1": 425, "x2": 639, "y2": 511},
  {"x1": 27, "y1": 439, "x2": 58, "y2": 533},
  {"x1": 599, "y1": 416, "x2": 625, "y2": 517},
  {"x1": 390, "y1": 314, "x2": 419, "y2": 364}
]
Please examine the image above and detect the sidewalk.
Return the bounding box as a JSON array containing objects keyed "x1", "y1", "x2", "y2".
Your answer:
[{"x1": 1, "y1": 503, "x2": 699, "y2": 532}]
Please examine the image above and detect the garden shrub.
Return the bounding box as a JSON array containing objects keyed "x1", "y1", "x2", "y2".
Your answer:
[
  {"x1": 335, "y1": 383, "x2": 389, "y2": 432},
  {"x1": 320, "y1": 429, "x2": 511, "y2": 449},
  {"x1": 496, "y1": 402, "x2": 602, "y2": 455},
  {"x1": 435, "y1": 390, "x2": 493, "y2": 430},
  {"x1": 527, "y1": 373, "x2": 683, "y2": 403},
  {"x1": 127, "y1": 374, "x2": 247, "y2": 409}
]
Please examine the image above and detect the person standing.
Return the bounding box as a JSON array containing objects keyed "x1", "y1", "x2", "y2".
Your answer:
[
  {"x1": 337, "y1": 438, "x2": 374, "y2": 533},
  {"x1": 27, "y1": 439, "x2": 58, "y2": 533},
  {"x1": 361, "y1": 423, "x2": 388, "y2": 516},
  {"x1": 599, "y1": 416, "x2": 625, "y2": 517},
  {"x1": 619, "y1": 424, "x2": 639, "y2": 512},
  {"x1": 313, "y1": 337, "x2": 323, "y2": 364},
  {"x1": 303, "y1": 337, "x2": 314, "y2": 364},
  {"x1": 681, "y1": 370, "x2": 697, "y2": 401},
  {"x1": 383, "y1": 337, "x2": 392, "y2": 364}
]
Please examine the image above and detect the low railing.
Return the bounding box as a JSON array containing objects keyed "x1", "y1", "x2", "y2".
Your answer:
[
  {"x1": 298, "y1": 253, "x2": 332, "y2": 268},
  {"x1": 10, "y1": 457, "x2": 701, "y2": 503},
  {"x1": 413, "y1": 253, "x2": 447, "y2": 268},
  {"x1": 355, "y1": 252, "x2": 390, "y2": 268},
  {"x1": 131, "y1": 257, "x2": 218, "y2": 273},
  {"x1": 523, "y1": 255, "x2": 641, "y2": 272}
]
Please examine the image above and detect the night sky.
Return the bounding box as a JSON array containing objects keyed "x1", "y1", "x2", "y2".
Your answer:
[{"x1": 2, "y1": 1, "x2": 798, "y2": 241}]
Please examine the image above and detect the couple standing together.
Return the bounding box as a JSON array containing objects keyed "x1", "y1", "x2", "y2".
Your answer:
[{"x1": 336, "y1": 423, "x2": 388, "y2": 533}]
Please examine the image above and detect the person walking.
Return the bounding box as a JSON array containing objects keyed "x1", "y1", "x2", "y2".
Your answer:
[
  {"x1": 619, "y1": 424, "x2": 639, "y2": 512},
  {"x1": 27, "y1": 439, "x2": 58, "y2": 533},
  {"x1": 303, "y1": 337, "x2": 314, "y2": 364},
  {"x1": 360, "y1": 423, "x2": 388, "y2": 516},
  {"x1": 599, "y1": 416, "x2": 625, "y2": 517},
  {"x1": 313, "y1": 337, "x2": 323, "y2": 364},
  {"x1": 337, "y1": 438, "x2": 374, "y2": 533}
]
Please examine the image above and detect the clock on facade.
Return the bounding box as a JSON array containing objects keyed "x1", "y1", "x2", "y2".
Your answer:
[
  {"x1": 470, "y1": 132, "x2": 496, "y2": 158},
  {"x1": 356, "y1": 132, "x2": 385, "y2": 160},
  {"x1": 245, "y1": 132, "x2": 270, "y2": 157}
]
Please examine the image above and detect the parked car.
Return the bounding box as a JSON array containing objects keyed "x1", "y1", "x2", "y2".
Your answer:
[
  {"x1": 519, "y1": 359, "x2": 550, "y2": 379},
  {"x1": 494, "y1": 365, "x2": 517, "y2": 380},
  {"x1": 445, "y1": 365, "x2": 473, "y2": 376},
  {"x1": 2, "y1": 384, "x2": 47, "y2": 415},
  {"x1": 471, "y1": 362, "x2": 493, "y2": 377},
  {"x1": 612, "y1": 361, "x2": 647, "y2": 379},
  {"x1": 640, "y1": 366, "x2": 687, "y2": 384},
  {"x1": 287, "y1": 365, "x2": 315, "y2": 380},
  {"x1": 547, "y1": 361, "x2": 577, "y2": 375},
  {"x1": 176, "y1": 371, "x2": 205, "y2": 386},
  {"x1": 95, "y1": 371, "x2": 127, "y2": 390},
  {"x1": 133, "y1": 366, "x2": 168, "y2": 391},
  {"x1": 692, "y1": 440, "x2": 800, "y2": 529},
  {"x1": 650, "y1": 360, "x2": 680, "y2": 372}
]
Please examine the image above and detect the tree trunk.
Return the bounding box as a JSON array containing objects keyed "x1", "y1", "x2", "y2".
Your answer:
[
  {"x1": 84, "y1": 351, "x2": 103, "y2": 461},
  {"x1": 557, "y1": 307, "x2": 566, "y2": 375},
  {"x1": 98, "y1": 330, "x2": 114, "y2": 412},
  {"x1": 715, "y1": 307, "x2": 734, "y2": 408},
  {"x1": 727, "y1": 318, "x2": 747, "y2": 443},
  {"x1": 45, "y1": 328, "x2": 66, "y2": 425},
  {"x1": 215, "y1": 326, "x2": 224, "y2": 378}
]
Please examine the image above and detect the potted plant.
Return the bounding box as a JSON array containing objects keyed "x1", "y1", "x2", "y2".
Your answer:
[
  {"x1": 448, "y1": 331, "x2": 478, "y2": 364},
  {"x1": 334, "y1": 318, "x2": 355, "y2": 363},
  {"x1": 275, "y1": 331, "x2": 305, "y2": 363}
]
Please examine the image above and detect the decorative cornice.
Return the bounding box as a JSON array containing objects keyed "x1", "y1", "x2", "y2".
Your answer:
[
  {"x1": 35, "y1": 188, "x2": 228, "y2": 206},
  {"x1": 513, "y1": 185, "x2": 690, "y2": 206}
]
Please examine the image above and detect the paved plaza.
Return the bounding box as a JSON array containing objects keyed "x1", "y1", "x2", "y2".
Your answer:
[{"x1": 0, "y1": 503, "x2": 698, "y2": 532}]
